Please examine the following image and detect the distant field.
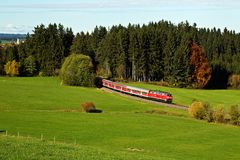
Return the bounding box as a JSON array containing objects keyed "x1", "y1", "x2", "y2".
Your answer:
[
  {"x1": 126, "y1": 82, "x2": 240, "y2": 109},
  {"x1": 0, "y1": 77, "x2": 240, "y2": 159},
  {"x1": 0, "y1": 40, "x2": 12, "y2": 44}
]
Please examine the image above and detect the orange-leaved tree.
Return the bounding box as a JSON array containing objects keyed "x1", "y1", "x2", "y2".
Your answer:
[{"x1": 190, "y1": 43, "x2": 212, "y2": 88}]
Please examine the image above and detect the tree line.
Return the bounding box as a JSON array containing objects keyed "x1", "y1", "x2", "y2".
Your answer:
[
  {"x1": 0, "y1": 20, "x2": 240, "y2": 88},
  {"x1": 0, "y1": 24, "x2": 74, "y2": 76}
]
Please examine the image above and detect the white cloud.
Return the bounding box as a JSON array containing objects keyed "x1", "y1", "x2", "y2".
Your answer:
[
  {"x1": 0, "y1": 0, "x2": 239, "y2": 12},
  {"x1": 0, "y1": 24, "x2": 33, "y2": 34}
]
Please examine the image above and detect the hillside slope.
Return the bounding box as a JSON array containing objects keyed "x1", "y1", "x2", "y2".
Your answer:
[{"x1": 0, "y1": 77, "x2": 240, "y2": 159}]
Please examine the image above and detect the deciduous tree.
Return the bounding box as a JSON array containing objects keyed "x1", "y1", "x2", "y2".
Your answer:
[
  {"x1": 190, "y1": 43, "x2": 212, "y2": 88},
  {"x1": 4, "y1": 60, "x2": 19, "y2": 76}
]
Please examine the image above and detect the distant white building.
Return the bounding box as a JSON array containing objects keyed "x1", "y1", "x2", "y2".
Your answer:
[{"x1": 16, "y1": 38, "x2": 24, "y2": 44}]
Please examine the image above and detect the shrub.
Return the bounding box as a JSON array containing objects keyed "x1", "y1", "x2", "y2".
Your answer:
[
  {"x1": 39, "y1": 71, "x2": 44, "y2": 77},
  {"x1": 158, "y1": 80, "x2": 169, "y2": 87},
  {"x1": 213, "y1": 107, "x2": 226, "y2": 123},
  {"x1": 229, "y1": 105, "x2": 240, "y2": 125},
  {"x1": 60, "y1": 54, "x2": 95, "y2": 87},
  {"x1": 81, "y1": 102, "x2": 96, "y2": 113},
  {"x1": 4, "y1": 60, "x2": 19, "y2": 76},
  {"x1": 148, "y1": 80, "x2": 169, "y2": 87},
  {"x1": 189, "y1": 102, "x2": 240, "y2": 126},
  {"x1": 228, "y1": 75, "x2": 240, "y2": 89},
  {"x1": 188, "y1": 101, "x2": 211, "y2": 120},
  {"x1": 24, "y1": 55, "x2": 37, "y2": 76},
  {"x1": 205, "y1": 108, "x2": 214, "y2": 122}
]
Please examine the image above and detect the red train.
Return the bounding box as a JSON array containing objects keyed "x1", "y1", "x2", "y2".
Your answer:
[{"x1": 102, "y1": 79, "x2": 173, "y2": 103}]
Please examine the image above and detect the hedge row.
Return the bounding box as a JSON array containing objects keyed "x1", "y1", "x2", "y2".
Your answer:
[{"x1": 189, "y1": 101, "x2": 240, "y2": 126}]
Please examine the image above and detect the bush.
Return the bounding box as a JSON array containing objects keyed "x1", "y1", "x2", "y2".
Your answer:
[
  {"x1": 205, "y1": 108, "x2": 214, "y2": 122},
  {"x1": 213, "y1": 107, "x2": 226, "y2": 123},
  {"x1": 188, "y1": 101, "x2": 211, "y2": 120},
  {"x1": 24, "y1": 55, "x2": 37, "y2": 76},
  {"x1": 81, "y1": 102, "x2": 102, "y2": 113},
  {"x1": 81, "y1": 102, "x2": 96, "y2": 112},
  {"x1": 157, "y1": 80, "x2": 169, "y2": 87},
  {"x1": 189, "y1": 102, "x2": 240, "y2": 126},
  {"x1": 229, "y1": 105, "x2": 240, "y2": 125},
  {"x1": 4, "y1": 60, "x2": 19, "y2": 76},
  {"x1": 39, "y1": 71, "x2": 44, "y2": 77},
  {"x1": 60, "y1": 54, "x2": 95, "y2": 87},
  {"x1": 228, "y1": 75, "x2": 240, "y2": 89}
]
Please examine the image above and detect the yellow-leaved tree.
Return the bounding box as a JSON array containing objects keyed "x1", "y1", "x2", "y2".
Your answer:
[{"x1": 4, "y1": 60, "x2": 19, "y2": 76}]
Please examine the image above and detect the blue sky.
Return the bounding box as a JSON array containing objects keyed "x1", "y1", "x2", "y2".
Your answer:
[{"x1": 1, "y1": 0, "x2": 240, "y2": 34}]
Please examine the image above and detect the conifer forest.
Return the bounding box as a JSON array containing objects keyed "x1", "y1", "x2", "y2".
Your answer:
[{"x1": 1, "y1": 21, "x2": 240, "y2": 89}]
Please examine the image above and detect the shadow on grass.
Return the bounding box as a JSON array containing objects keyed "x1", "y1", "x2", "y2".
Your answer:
[{"x1": 88, "y1": 109, "x2": 103, "y2": 113}]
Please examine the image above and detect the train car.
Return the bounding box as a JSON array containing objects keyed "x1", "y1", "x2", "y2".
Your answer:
[
  {"x1": 102, "y1": 79, "x2": 173, "y2": 103},
  {"x1": 122, "y1": 85, "x2": 150, "y2": 98},
  {"x1": 148, "y1": 90, "x2": 172, "y2": 103}
]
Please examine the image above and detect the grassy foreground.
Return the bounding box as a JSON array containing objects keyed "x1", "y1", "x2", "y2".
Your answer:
[
  {"x1": 0, "y1": 135, "x2": 160, "y2": 160},
  {"x1": 126, "y1": 82, "x2": 240, "y2": 109},
  {"x1": 0, "y1": 77, "x2": 240, "y2": 159}
]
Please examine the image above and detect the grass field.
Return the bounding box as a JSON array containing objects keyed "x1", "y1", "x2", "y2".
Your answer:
[
  {"x1": 0, "y1": 40, "x2": 12, "y2": 44},
  {"x1": 0, "y1": 77, "x2": 240, "y2": 159},
  {"x1": 0, "y1": 136, "x2": 161, "y2": 160},
  {"x1": 126, "y1": 82, "x2": 240, "y2": 109}
]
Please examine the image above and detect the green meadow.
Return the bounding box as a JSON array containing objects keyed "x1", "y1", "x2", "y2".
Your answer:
[
  {"x1": 0, "y1": 40, "x2": 12, "y2": 44},
  {"x1": 0, "y1": 77, "x2": 240, "y2": 160}
]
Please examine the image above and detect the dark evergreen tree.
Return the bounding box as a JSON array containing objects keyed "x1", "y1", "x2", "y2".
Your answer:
[
  {"x1": 91, "y1": 26, "x2": 107, "y2": 52},
  {"x1": 17, "y1": 23, "x2": 73, "y2": 76},
  {"x1": 128, "y1": 25, "x2": 140, "y2": 81},
  {"x1": 163, "y1": 29, "x2": 177, "y2": 84},
  {"x1": 173, "y1": 35, "x2": 191, "y2": 87},
  {"x1": 0, "y1": 46, "x2": 4, "y2": 75},
  {"x1": 3, "y1": 21, "x2": 240, "y2": 89},
  {"x1": 148, "y1": 25, "x2": 165, "y2": 81},
  {"x1": 118, "y1": 27, "x2": 130, "y2": 79}
]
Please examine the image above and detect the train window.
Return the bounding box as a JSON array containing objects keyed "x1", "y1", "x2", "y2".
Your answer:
[
  {"x1": 150, "y1": 91, "x2": 157, "y2": 94},
  {"x1": 142, "y1": 92, "x2": 148, "y2": 95},
  {"x1": 132, "y1": 90, "x2": 140, "y2": 94}
]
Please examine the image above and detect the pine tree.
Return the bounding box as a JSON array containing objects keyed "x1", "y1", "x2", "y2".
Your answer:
[
  {"x1": 118, "y1": 27, "x2": 130, "y2": 79},
  {"x1": 163, "y1": 29, "x2": 177, "y2": 84},
  {"x1": 173, "y1": 35, "x2": 191, "y2": 87},
  {"x1": 128, "y1": 25, "x2": 140, "y2": 81},
  {"x1": 0, "y1": 46, "x2": 5, "y2": 75}
]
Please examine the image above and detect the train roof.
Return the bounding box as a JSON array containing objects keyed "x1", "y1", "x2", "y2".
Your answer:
[
  {"x1": 126, "y1": 86, "x2": 150, "y2": 92},
  {"x1": 103, "y1": 79, "x2": 126, "y2": 87},
  {"x1": 102, "y1": 79, "x2": 149, "y2": 92},
  {"x1": 151, "y1": 90, "x2": 172, "y2": 95},
  {"x1": 102, "y1": 79, "x2": 113, "y2": 83}
]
